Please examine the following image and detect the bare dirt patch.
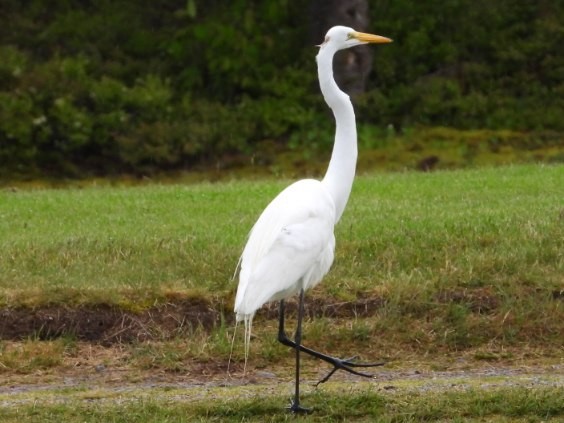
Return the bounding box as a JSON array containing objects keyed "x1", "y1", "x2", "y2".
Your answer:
[
  {"x1": 0, "y1": 296, "x2": 392, "y2": 343},
  {"x1": 0, "y1": 299, "x2": 218, "y2": 343},
  {"x1": 0, "y1": 287, "x2": 507, "y2": 342}
]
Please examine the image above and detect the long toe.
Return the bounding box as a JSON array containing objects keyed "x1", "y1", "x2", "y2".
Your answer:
[
  {"x1": 315, "y1": 356, "x2": 385, "y2": 385},
  {"x1": 341, "y1": 358, "x2": 386, "y2": 368},
  {"x1": 287, "y1": 401, "x2": 312, "y2": 414}
]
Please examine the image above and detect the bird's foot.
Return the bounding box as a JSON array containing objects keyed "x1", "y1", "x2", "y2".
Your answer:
[
  {"x1": 287, "y1": 399, "x2": 312, "y2": 414},
  {"x1": 315, "y1": 355, "x2": 386, "y2": 386}
]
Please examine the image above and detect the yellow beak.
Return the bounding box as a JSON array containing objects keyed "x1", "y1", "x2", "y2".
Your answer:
[{"x1": 352, "y1": 31, "x2": 393, "y2": 44}]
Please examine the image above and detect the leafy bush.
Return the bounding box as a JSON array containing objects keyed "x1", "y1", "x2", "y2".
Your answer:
[{"x1": 0, "y1": 0, "x2": 562, "y2": 176}]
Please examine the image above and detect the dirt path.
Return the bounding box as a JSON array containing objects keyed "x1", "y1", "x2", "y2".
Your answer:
[{"x1": 1, "y1": 358, "x2": 562, "y2": 408}]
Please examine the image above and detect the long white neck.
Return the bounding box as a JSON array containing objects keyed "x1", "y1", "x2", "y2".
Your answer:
[{"x1": 317, "y1": 45, "x2": 358, "y2": 223}]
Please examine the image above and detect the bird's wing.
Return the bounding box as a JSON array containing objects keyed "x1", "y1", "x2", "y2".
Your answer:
[{"x1": 235, "y1": 179, "x2": 336, "y2": 319}]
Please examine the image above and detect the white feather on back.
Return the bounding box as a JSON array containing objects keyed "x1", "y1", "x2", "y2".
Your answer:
[{"x1": 234, "y1": 179, "x2": 336, "y2": 321}]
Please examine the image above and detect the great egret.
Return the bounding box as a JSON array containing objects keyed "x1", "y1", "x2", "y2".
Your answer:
[{"x1": 234, "y1": 26, "x2": 392, "y2": 413}]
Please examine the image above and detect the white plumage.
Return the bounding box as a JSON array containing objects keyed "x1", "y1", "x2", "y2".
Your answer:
[{"x1": 235, "y1": 179, "x2": 336, "y2": 320}]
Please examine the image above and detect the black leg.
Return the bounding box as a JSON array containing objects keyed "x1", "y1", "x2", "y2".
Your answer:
[
  {"x1": 282, "y1": 290, "x2": 311, "y2": 414},
  {"x1": 277, "y1": 294, "x2": 385, "y2": 387}
]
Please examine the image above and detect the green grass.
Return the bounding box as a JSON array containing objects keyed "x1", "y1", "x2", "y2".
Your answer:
[
  {"x1": 1, "y1": 384, "x2": 562, "y2": 422},
  {"x1": 1, "y1": 164, "x2": 561, "y2": 299},
  {"x1": 0, "y1": 180, "x2": 259, "y2": 305},
  {"x1": 0, "y1": 164, "x2": 562, "y2": 352}
]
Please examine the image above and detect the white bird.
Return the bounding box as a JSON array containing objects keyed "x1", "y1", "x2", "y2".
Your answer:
[{"x1": 234, "y1": 25, "x2": 392, "y2": 413}]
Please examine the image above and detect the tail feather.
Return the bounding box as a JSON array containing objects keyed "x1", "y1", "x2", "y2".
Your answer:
[
  {"x1": 243, "y1": 314, "x2": 253, "y2": 374},
  {"x1": 231, "y1": 312, "x2": 254, "y2": 376},
  {"x1": 227, "y1": 319, "x2": 238, "y2": 377}
]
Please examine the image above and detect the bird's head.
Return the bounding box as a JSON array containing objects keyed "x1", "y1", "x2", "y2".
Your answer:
[{"x1": 319, "y1": 26, "x2": 392, "y2": 51}]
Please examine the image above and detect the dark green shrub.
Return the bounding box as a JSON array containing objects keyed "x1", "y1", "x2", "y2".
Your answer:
[{"x1": 0, "y1": 0, "x2": 562, "y2": 177}]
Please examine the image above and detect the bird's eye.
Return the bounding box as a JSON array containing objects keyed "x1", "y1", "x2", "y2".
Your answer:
[{"x1": 346, "y1": 33, "x2": 354, "y2": 40}]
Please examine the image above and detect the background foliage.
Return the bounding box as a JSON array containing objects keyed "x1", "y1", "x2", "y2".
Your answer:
[{"x1": 1, "y1": 0, "x2": 563, "y2": 176}]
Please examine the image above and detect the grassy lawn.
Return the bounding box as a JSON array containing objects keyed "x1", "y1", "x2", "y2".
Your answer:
[
  {"x1": 1, "y1": 164, "x2": 562, "y2": 304},
  {"x1": 0, "y1": 163, "x2": 562, "y2": 355},
  {"x1": 1, "y1": 163, "x2": 563, "y2": 332},
  {"x1": 0, "y1": 163, "x2": 562, "y2": 420}
]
